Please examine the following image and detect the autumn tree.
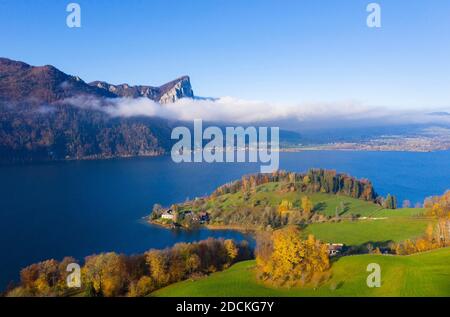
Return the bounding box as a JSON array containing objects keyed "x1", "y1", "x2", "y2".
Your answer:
[
  {"x1": 426, "y1": 190, "x2": 450, "y2": 247},
  {"x1": 123, "y1": 254, "x2": 147, "y2": 283},
  {"x1": 402, "y1": 200, "x2": 411, "y2": 208},
  {"x1": 301, "y1": 196, "x2": 314, "y2": 215},
  {"x1": 151, "y1": 204, "x2": 164, "y2": 220},
  {"x1": 424, "y1": 196, "x2": 440, "y2": 209},
  {"x1": 383, "y1": 194, "x2": 397, "y2": 209},
  {"x1": 393, "y1": 204, "x2": 449, "y2": 255},
  {"x1": 82, "y1": 252, "x2": 128, "y2": 297},
  {"x1": 145, "y1": 250, "x2": 169, "y2": 288},
  {"x1": 127, "y1": 276, "x2": 154, "y2": 297},
  {"x1": 19, "y1": 263, "x2": 40, "y2": 291},
  {"x1": 186, "y1": 254, "x2": 201, "y2": 273},
  {"x1": 278, "y1": 199, "x2": 293, "y2": 214},
  {"x1": 8, "y1": 238, "x2": 252, "y2": 297},
  {"x1": 255, "y1": 231, "x2": 273, "y2": 276},
  {"x1": 18, "y1": 259, "x2": 64, "y2": 296},
  {"x1": 256, "y1": 227, "x2": 330, "y2": 287},
  {"x1": 224, "y1": 239, "x2": 239, "y2": 264}
]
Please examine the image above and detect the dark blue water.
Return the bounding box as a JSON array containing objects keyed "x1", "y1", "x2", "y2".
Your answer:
[{"x1": 1, "y1": 150, "x2": 450, "y2": 288}]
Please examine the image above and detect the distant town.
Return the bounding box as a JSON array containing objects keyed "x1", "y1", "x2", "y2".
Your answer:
[{"x1": 286, "y1": 127, "x2": 450, "y2": 152}]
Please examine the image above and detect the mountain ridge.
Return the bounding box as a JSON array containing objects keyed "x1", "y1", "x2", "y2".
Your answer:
[
  {"x1": 0, "y1": 57, "x2": 194, "y2": 105},
  {"x1": 0, "y1": 57, "x2": 194, "y2": 162},
  {"x1": 89, "y1": 75, "x2": 193, "y2": 104}
]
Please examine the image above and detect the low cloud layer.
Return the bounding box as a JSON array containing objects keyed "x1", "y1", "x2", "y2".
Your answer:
[{"x1": 62, "y1": 95, "x2": 450, "y2": 127}]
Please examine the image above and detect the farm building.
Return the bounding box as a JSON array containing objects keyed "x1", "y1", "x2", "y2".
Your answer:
[
  {"x1": 327, "y1": 243, "x2": 344, "y2": 256},
  {"x1": 161, "y1": 209, "x2": 175, "y2": 220}
]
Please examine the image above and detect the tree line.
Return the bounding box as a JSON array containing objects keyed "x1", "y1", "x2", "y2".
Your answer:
[
  {"x1": 392, "y1": 191, "x2": 450, "y2": 255},
  {"x1": 5, "y1": 238, "x2": 252, "y2": 297},
  {"x1": 212, "y1": 169, "x2": 383, "y2": 204}
]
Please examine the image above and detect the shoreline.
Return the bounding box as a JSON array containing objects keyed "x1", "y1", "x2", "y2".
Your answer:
[
  {"x1": 205, "y1": 224, "x2": 257, "y2": 234},
  {"x1": 146, "y1": 218, "x2": 178, "y2": 230},
  {"x1": 3, "y1": 147, "x2": 450, "y2": 166},
  {"x1": 147, "y1": 217, "x2": 256, "y2": 234}
]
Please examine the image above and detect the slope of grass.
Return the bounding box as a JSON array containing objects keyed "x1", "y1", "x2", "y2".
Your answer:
[
  {"x1": 308, "y1": 193, "x2": 381, "y2": 217},
  {"x1": 202, "y1": 182, "x2": 382, "y2": 217},
  {"x1": 152, "y1": 247, "x2": 450, "y2": 297},
  {"x1": 303, "y1": 217, "x2": 431, "y2": 246},
  {"x1": 363, "y1": 208, "x2": 426, "y2": 218}
]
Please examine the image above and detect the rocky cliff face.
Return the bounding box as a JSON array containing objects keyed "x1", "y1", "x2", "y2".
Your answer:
[
  {"x1": 90, "y1": 76, "x2": 194, "y2": 104},
  {"x1": 89, "y1": 81, "x2": 160, "y2": 100},
  {"x1": 157, "y1": 76, "x2": 194, "y2": 104},
  {"x1": 0, "y1": 58, "x2": 193, "y2": 163}
]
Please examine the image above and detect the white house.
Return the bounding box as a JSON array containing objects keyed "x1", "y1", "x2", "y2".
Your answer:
[{"x1": 161, "y1": 212, "x2": 174, "y2": 220}]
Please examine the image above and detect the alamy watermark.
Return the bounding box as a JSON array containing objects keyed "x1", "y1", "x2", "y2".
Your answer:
[
  {"x1": 366, "y1": 3, "x2": 381, "y2": 28},
  {"x1": 66, "y1": 263, "x2": 81, "y2": 288},
  {"x1": 366, "y1": 263, "x2": 381, "y2": 288},
  {"x1": 65, "y1": 3, "x2": 380, "y2": 29},
  {"x1": 66, "y1": 3, "x2": 81, "y2": 28},
  {"x1": 171, "y1": 119, "x2": 279, "y2": 173}
]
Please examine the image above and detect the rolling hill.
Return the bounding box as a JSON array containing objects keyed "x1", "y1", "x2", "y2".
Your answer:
[
  {"x1": 304, "y1": 213, "x2": 430, "y2": 246},
  {"x1": 153, "y1": 247, "x2": 450, "y2": 297}
]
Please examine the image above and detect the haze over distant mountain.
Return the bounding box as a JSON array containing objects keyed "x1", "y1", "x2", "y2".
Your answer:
[
  {"x1": 0, "y1": 58, "x2": 194, "y2": 162},
  {"x1": 428, "y1": 112, "x2": 450, "y2": 117},
  {"x1": 1, "y1": 57, "x2": 448, "y2": 163}
]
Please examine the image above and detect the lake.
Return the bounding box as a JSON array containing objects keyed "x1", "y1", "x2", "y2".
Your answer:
[{"x1": 1, "y1": 150, "x2": 450, "y2": 288}]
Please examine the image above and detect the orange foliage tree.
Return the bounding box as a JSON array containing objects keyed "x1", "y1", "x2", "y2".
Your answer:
[{"x1": 256, "y1": 227, "x2": 330, "y2": 287}]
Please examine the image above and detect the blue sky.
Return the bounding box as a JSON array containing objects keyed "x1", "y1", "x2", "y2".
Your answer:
[{"x1": 1, "y1": 0, "x2": 449, "y2": 109}]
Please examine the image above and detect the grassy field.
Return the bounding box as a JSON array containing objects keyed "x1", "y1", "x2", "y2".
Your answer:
[
  {"x1": 303, "y1": 216, "x2": 431, "y2": 246},
  {"x1": 156, "y1": 181, "x2": 446, "y2": 297},
  {"x1": 359, "y1": 207, "x2": 425, "y2": 218},
  {"x1": 203, "y1": 182, "x2": 385, "y2": 217},
  {"x1": 152, "y1": 247, "x2": 450, "y2": 297},
  {"x1": 203, "y1": 183, "x2": 430, "y2": 246}
]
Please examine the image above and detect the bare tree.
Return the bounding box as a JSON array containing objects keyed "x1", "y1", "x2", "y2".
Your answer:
[{"x1": 402, "y1": 200, "x2": 411, "y2": 208}]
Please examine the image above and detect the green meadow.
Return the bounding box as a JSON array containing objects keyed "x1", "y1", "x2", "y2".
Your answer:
[
  {"x1": 202, "y1": 183, "x2": 431, "y2": 246},
  {"x1": 203, "y1": 182, "x2": 384, "y2": 217},
  {"x1": 160, "y1": 180, "x2": 446, "y2": 297},
  {"x1": 153, "y1": 247, "x2": 450, "y2": 297},
  {"x1": 303, "y1": 216, "x2": 430, "y2": 246}
]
